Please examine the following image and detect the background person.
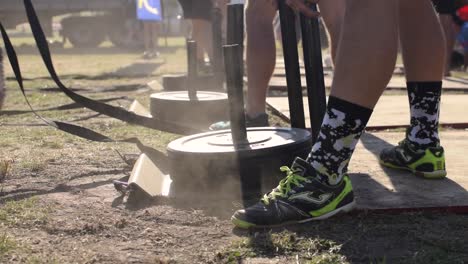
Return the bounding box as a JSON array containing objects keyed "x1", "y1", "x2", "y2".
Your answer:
[
  {"x1": 177, "y1": 0, "x2": 227, "y2": 68},
  {"x1": 137, "y1": 0, "x2": 164, "y2": 59},
  {"x1": 142, "y1": 21, "x2": 160, "y2": 59}
]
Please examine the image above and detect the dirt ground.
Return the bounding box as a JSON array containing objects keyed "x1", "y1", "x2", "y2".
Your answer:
[{"x1": 0, "y1": 40, "x2": 468, "y2": 264}]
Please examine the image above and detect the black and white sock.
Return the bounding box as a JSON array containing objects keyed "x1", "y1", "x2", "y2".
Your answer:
[
  {"x1": 407, "y1": 82, "x2": 442, "y2": 150},
  {"x1": 308, "y1": 96, "x2": 373, "y2": 185}
]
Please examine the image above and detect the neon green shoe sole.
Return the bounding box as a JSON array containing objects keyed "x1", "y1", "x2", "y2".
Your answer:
[
  {"x1": 379, "y1": 141, "x2": 447, "y2": 179},
  {"x1": 231, "y1": 174, "x2": 356, "y2": 229}
]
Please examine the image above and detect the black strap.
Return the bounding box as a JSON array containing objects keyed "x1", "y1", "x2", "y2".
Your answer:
[
  {"x1": 22, "y1": 0, "x2": 197, "y2": 135},
  {"x1": 0, "y1": 19, "x2": 169, "y2": 174}
]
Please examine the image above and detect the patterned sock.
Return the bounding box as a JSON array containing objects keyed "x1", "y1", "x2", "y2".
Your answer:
[
  {"x1": 406, "y1": 81, "x2": 442, "y2": 150},
  {"x1": 307, "y1": 96, "x2": 373, "y2": 185}
]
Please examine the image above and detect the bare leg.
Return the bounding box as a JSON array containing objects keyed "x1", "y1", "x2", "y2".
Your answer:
[
  {"x1": 245, "y1": 0, "x2": 277, "y2": 117},
  {"x1": 318, "y1": 0, "x2": 346, "y2": 63},
  {"x1": 331, "y1": 0, "x2": 399, "y2": 109},
  {"x1": 400, "y1": 0, "x2": 445, "y2": 81},
  {"x1": 191, "y1": 19, "x2": 213, "y2": 61},
  {"x1": 143, "y1": 22, "x2": 152, "y2": 52},
  {"x1": 439, "y1": 15, "x2": 456, "y2": 76},
  {"x1": 150, "y1": 22, "x2": 159, "y2": 52}
]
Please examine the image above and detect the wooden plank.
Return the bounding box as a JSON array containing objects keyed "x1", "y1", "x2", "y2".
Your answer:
[
  {"x1": 266, "y1": 95, "x2": 468, "y2": 127},
  {"x1": 351, "y1": 131, "x2": 468, "y2": 209},
  {"x1": 269, "y1": 76, "x2": 468, "y2": 91}
]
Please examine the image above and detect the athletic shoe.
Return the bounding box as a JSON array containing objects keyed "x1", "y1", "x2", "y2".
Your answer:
[
  {"x1": 209, "y1": 113, "x2": 269, "y2": 130},
  {"x1": 379, "y1": 139, "x2": 446, "y2": 179},
  {"x1": 231, "y1": 157, "x2": 355, "y2": 229}
]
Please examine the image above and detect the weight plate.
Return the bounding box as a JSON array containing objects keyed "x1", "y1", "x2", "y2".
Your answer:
[
  {"x1": 151, "y1": 91, "x2": 227, "y2": 102},
  {"x1": 167, "y1": 127, "x2": 313, "y2": 201},
  {"x1": 150, "y1": 91, "x2": 229, "y2": 134},
  {"x1": 208, "y1": 133, "x2": 272, "y2": 147},
  {"x1": 168, "y1": 127, "x2": 311, "y2": 157},
  {"x1": 162, "y1": 74, "x2": 224, "y2": 92}
]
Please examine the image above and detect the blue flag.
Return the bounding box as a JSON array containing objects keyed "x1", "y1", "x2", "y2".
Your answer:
[{"x1": 137, "y1": 0, "x2": 163, "y2": 21}]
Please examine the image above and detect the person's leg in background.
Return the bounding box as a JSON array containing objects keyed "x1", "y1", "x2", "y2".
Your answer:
[
  {"x1": 232, "y1": 0, "x2": 401, "y2": 229},
  {"x1": 143, "y1": 21, "x2": 160, "y2": 59},
  {"x1": 380, "y1": 0, "x2": 447, "y2": 179},
  {"x1": 457, "y1": 22, "x2": 468, "y2": 69},
  {"x1": 150, "y1": 22, "x2": 160, "y2": 56},
  {"x1": 244, "y1": 0, "x2": 277, "y2": 120},
  {"x1": 210, "y1": 0, "x2": 276, "y2": 130},
  {"x1": 440, "y1": 14, "x2": 457, "y2": 76},
  {"x1": 177, "y1": 0, "x2": 214, "y2": 65},
  {"x1": 191, "y1": 19, "x2": 213, "y2": 62},
  {"x1": 143, "y1": 22, "x2": 152, "y2": 59}
]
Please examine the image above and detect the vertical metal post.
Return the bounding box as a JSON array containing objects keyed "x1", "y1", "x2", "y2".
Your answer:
[
  {"x1": 225, "y1": 42, "x2": 261, "y2": 205},
  {"x1": 300, "y1": 4, "x2": 327, "y2": 141},
  {"x1": 227, "y1": 2, "x2": 245, "y2": 79},
  {"x1": 227, "y1": 3, "x2": 244, "y2": 45},
  {"x1": 278, "y1": 0, "x2": 306, "y2": 129},
  {"x1": 224, "y1": 44, "x2": 247, "y2": 145},
  {"x1": 187, "y1": 40, "x2": 198, "y2": 100},
  {"x1": 211, "y1": 7, "x2": 224, "y2": 85}
]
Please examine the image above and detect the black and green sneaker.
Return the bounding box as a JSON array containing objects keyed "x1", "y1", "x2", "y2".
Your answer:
[
  {"x1": 379, "y1": 139, "x2": 446, "y2": 179},
  {"x1": 231, "y1": 158, "x2": 355, "y2": 229},
  {"x1": 209, "y1": 113, "x2": 269, "y2": 131}
]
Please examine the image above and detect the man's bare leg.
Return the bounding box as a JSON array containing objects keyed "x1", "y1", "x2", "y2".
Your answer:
[
  {"x1": 400, "y1": 0, "x2": 445, "y2": 81},
  {"x1": 386, "y1": 0, "x2": 447, "y2": 155},
  {"x1": 244, "y1": 0, "x2": 277, "y2": 117},
  {"x1": 331, "y1": 0, "x2": 399, "y2": 109},
  {"x1": 318, "y1": 0, "x2": 345, "y2": 63}
]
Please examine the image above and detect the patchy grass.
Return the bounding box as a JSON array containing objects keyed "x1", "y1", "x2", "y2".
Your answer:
[
  {"x1": 25, "y1": 256, "x2": 60, "y2": 264},
  {"x1": 0, "y1": 233, "x2": 18, "y2": 257},
  {"x1": 216, "y1": 231, "x2": 348, "y2": 263},
  {"x1": 18, "y1": 159, "x2": 48, "y2": 174},
  {"x1": 0, "y1": 198, "x2": 51, "y2": 227},
  {"x1": 0, "y1": 161, "x2": 12, "y2": 183}
]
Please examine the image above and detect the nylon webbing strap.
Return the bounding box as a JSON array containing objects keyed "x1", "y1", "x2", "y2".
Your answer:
[
  {"x1": 21, "y1": 0, "x2": 197, "y2": 135},
  {"x1": 0, "y1": 6, "x2": 172, "y2": 173},
  {"x1": 0, "y1": 22, "x2": 169, "y2": 173}
]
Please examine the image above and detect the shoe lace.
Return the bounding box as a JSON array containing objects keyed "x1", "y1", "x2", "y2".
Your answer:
[{"x1": 261, "y1": 166, "x2": 309, "y2": 205}]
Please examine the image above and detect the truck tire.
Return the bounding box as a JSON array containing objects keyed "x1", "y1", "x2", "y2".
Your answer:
[{"x1": 61, "y1": 16, "x2": 106, "y2": 48}]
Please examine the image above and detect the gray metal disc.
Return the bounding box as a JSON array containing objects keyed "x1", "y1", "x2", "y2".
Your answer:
[
  {"x1": 168, "y1": 127, "x2": 312, "y2": 156},
  {"x1": 150, "y1": 91, "x2": 227, "y2": 102},
  {"x1": 167, "y1": 127, "x2": 313, "y2": 201}
]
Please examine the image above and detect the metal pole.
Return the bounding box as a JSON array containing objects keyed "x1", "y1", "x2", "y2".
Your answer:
[
  {"x1": 300, "y1": 4, "x2": 326, "y2": 141},
  {"x1": 277, "y1": 0, "x2": 306, "y2": 129},
  {"x1": 227, "y1": 3, "x2": 244, "y2": 46},
  {"x1": 186, "y1": 40, "x2": 198, "y2": 100},
  {"x1": 224, "y1": 44, "x2": 247, "y2": 145},
  {"x1": 227, "y1": 2, "x2": 244, "y2": 75},
  {"x1": 211, "y1": 7, "x2": 224, "y2": 85}
]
